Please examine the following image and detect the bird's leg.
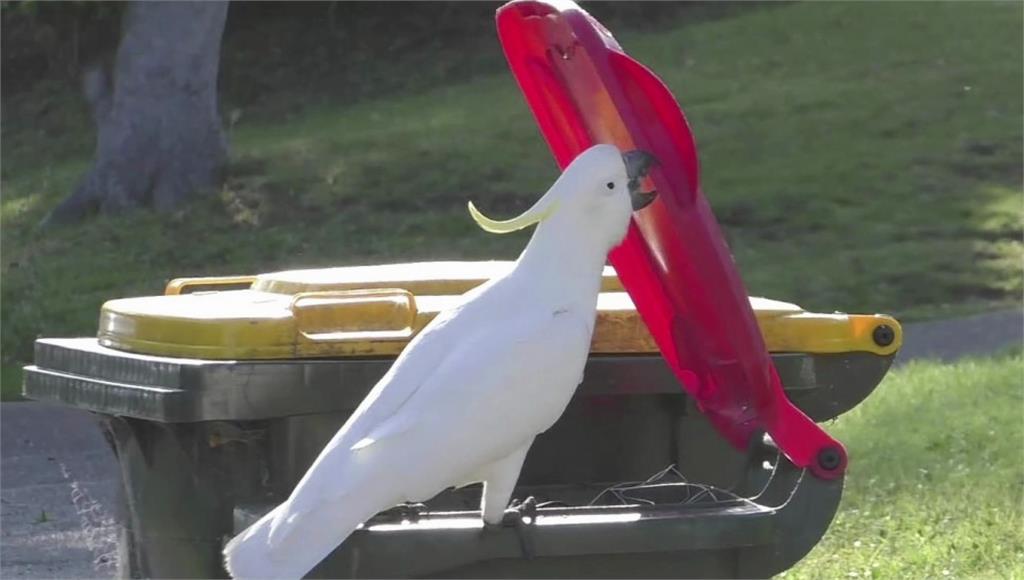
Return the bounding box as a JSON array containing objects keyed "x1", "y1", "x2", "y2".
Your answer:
[
  {"x1": 478, "y1": 445, "x2": 539, "y2": 560},
  {"x1": 480, "y1": 443, "x2": 532, "y2": 526},
  {"x1": 498, "y1": 495, "x2": 540, "y2": 559}
]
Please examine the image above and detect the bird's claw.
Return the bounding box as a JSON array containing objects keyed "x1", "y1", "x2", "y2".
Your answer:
[
  {"x1": 501, "y1": 495, "x2": 539, "y2": 526},
  {"x1": 478, "y1": 497, "x2": 539, "y2": 559},
  {"x1": 506, "y1": 496, "x2": 539, "y2": 559}
]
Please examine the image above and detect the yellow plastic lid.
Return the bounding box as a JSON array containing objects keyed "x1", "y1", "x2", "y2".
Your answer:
[{"x1": 98, "y1": 261, "x2": 901, "y2": 360}]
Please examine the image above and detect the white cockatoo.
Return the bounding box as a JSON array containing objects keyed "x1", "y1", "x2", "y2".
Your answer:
[{"x1": 223, "y1": 144, "x2": 657, "y2": 579}]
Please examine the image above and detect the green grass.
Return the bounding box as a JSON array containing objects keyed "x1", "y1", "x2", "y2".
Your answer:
[
  {"x1": 2, "y1": 2, "x2": 1022, "y2": 374},
  {"x1": 786, "y1": 353, "x2": 1024, "y2": 579},
  {"x1": 1, "y1": 365, "x2": 23, "y2": 401}
]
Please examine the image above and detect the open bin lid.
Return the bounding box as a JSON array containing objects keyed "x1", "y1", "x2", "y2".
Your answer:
[{"x1": 496, "y1": 0, "x2": 848, "y2": 478}]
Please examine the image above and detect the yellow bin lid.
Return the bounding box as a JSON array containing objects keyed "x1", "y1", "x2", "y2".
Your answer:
[{"x1": 98, "y1": 261, "x2": 901, "y2": 360}]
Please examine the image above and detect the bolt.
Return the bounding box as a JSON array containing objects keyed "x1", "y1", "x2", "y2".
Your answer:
[
  {"x1": 872, "y1": 324, "x2": 895, "y2": 347},
  {"x1": 817, "y1": 447, "x2": 842, "y2": 471}
]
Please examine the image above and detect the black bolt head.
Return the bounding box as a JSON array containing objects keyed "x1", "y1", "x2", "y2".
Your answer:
[
  {"x1": 872, "y1": 324, "x2": 895, "y2": 347},
  {"x1": 817, "y1": 447, "x2": 842, "y2": 471}
]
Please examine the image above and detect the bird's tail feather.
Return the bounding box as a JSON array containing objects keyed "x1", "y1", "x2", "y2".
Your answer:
[
  {"x1": 223, "y1": 505, "x2": 285, "y2": 580},
  {"x1": 223, "y1": 499, "x2": 380, "y2": 580}
]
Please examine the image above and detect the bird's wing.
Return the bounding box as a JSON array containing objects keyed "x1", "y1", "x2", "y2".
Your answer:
[
  {"x1": 267, "y1": 304, "x2": 593, "y2": 549},
  {"x1": 322, "y1": 284, "x2": 490, "y2": 450},
  {"x1": 357, "y1": 307, "x2": 592, "y2": 450}
]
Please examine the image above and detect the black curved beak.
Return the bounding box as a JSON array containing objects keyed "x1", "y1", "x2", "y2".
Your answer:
[{"x1": 623, "y1": 150, "x2": 658, "y2": 211}]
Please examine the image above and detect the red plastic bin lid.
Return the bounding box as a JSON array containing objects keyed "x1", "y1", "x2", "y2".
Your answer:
[{"x1": 497, "y1": 0, "x2": 846, "y2": 479}]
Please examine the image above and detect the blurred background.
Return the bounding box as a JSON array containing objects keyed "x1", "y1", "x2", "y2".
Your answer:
[
  {"x1": 2, "y1": 1, "x2": 1021, "y2": 376},
  {"x1": 0, "y1": 2, "x2": 1021, "y2": 577}
]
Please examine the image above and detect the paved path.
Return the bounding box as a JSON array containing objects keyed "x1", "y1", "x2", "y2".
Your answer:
[
  {"x1": 894, "y1": 308, "x2": 1022, "y2": 364},
  {"x1": 1, "y1": 405, "x2": 120, "y2": 578},
  {"x1": 1, "y1": 308, "x2": 1020, "y2": 578}
]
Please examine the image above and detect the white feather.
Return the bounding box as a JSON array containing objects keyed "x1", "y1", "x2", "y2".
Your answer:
[{"x1": 223, "y1": 144, "x2": 638, "y2": 579}]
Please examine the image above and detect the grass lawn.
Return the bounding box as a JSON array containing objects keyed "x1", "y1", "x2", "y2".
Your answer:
[
  {"x1": 0, "y1": 365, "x2": 22, "y2": 402},
  {"x1": 786, "y1": 353, "x2": 1024, "y2": 579},
  {"x1": 1, "y1": 3, "x2": 1021, "y2": 383}
]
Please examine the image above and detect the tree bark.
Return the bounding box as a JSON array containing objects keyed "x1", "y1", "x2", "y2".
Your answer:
[{"x1": 46, "y1": 1, "x2": 229, "y2": 225}]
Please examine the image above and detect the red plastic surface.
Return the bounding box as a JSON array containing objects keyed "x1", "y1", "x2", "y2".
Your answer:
[{"x1": 497, "y1": 0, "x2": 846, "y2": 479}]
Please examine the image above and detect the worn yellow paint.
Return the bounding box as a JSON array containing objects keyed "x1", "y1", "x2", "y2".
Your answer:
[
  {"x1": 239, "y1": 261, "x2": 625, "y2": 296},
  {"x1": 102, "y1": 263, "x2": 901, "y2": 360},
  {"x1": 164, "y1": 275, "x2": 258, "y2": 295}
]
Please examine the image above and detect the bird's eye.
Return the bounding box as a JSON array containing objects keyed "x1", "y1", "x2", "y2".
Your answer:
[{"x1": 606, "y1": 182, "x2": 615, "y2": 190}]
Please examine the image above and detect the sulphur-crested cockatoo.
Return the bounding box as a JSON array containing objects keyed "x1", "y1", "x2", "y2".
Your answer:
[{"x1": 223, "y1": 144, "x2": 657, "y2": 579}]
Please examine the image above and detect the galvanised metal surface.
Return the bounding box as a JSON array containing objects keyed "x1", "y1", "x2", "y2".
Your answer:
[{"x1": 23, "y1": 338, "x2": 893, "y2": 423}]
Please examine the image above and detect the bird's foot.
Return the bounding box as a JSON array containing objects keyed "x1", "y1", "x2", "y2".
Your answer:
[
  {"x1": 501, "y1": 495, "x2": 539, "y2": 526},
  {"x1": 498, "y1": 496, "x2": 538, "y2": 559}
]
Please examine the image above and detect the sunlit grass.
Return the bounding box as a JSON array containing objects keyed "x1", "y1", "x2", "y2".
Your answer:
[{"x1": 786, "y1": 353, "x2": 1024, "y2": 578}]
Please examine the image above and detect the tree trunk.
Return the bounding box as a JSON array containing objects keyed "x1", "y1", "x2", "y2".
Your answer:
[{"x1": 46, "y1": 1, "x2": 229, "y2": 225}]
